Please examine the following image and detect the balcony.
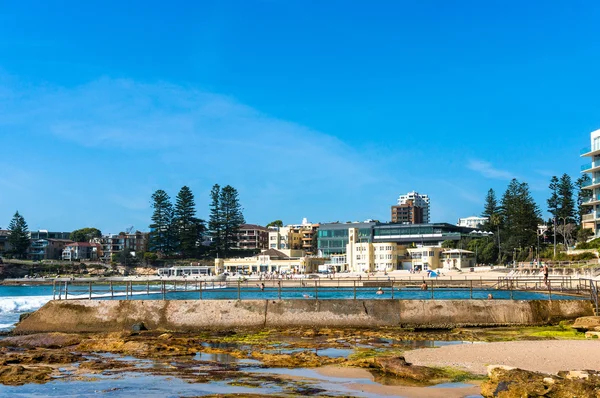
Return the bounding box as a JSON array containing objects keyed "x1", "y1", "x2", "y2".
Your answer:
[
  {"x1": 581, "y1": 162, "x2": 600, "y2": 173},
  {"x1": 581, "y1": 145, "x2": 600, "y2": 157},
  {"x1": 582, "y1": 213, "x2": 596, "y2": 222},
  {"x1": 582, "y1": 197, "x2": 600, "y2": 206},
  {"x1": 582, "y1": 180, "x2": 600, "y2": 190}
]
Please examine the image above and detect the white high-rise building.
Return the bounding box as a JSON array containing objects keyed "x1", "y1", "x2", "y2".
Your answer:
[{"x1": 398, "y1": 191, "x2": 430, "y2": 223}]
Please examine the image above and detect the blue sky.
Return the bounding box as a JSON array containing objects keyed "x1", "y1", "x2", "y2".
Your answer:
[{"x1": 1, "y1": 0, "x2": 599, "y2": 234}]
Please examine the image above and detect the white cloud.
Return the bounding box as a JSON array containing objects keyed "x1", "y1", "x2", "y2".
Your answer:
[{"x1": 467, "y1": 159, "x2": 515, "y2": 180}]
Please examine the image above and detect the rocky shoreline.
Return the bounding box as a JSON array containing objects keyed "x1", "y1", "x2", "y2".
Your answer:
[{"x1": 1, "y1": 321, "x2": 599, "y2": 397}]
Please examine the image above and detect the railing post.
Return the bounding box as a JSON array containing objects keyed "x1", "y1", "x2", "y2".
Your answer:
[
  {"x1": 237, "y1": 280, "x2": 241, "y2": 301},
  {"x1": 65, "y1": 281, "x2": 68, "y2": 300},
  {"x1": 431, "y1": 280, "x2": 434, "y2": 299},
  {"x1": 89, "y1": 281, "x2": 92, "y2": 300},
  {"x1": 110, "y1": 281, "x2": 113, "y2": 299},
  {"x1": 147, "y1": 280, "x2": 150, "y2": 296},
  {"x1": 353, "y1": 280, "x2": 356, "y2": 300},
  {"x1": 162, "y1": 281, "x2": 166, "y2": 300},
  {"x1": 52, "y1": 280, "x2": 56, "y2": 300},
  {"x1": 391, "y1": 281, "x2": 394, "y2": 299},
  {"x1": 200, "y1": 281, "x2": 203, "y2": 300},
  {"x1": 278, "y1": 281, "x2": 281, "y2": 300},
  {"x1": 470, "y1": 280, "x2": 473, "y2": 299}
]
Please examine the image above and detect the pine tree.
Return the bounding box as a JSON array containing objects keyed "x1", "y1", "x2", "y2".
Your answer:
[
  {"x1": 481, "y1": 189, "x2": 498, "y2": 219},
  {"x1": 8, "y1": 211, "x2": 30, "y2": 259},
  {"x1": 174, "y1": 186, "x2": 204, "y2": 258},
  {"x1": 501, "y1": 179, "x2": 541, "y2": 258},
  {"x1": 575, "y1": 174, "x2": 592, "y2": 226},
  {"x1": 208, "y1": 184, "x2": 224, "y2": 257},
  {"x1": 220, "y1": 185, "x2": 245, "y2": 256},
  {"x1": 547, "y1": 176, "x2": 559, "y2": 218},
  {"x1": 557, "y1": 173, "x2": 575, "y2": 223},
  {"x1": 149, "y1": 189, "x2": 174, "y2": 255}
]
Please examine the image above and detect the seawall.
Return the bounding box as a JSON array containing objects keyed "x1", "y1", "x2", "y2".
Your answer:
[{"x1": 14, "y1": 299, "x2": 593, "y2": 333}]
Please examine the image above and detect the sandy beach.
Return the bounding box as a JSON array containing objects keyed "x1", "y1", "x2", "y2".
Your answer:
[{"x1": 404, "y1": 340, "x2": 600, "y2": 375}]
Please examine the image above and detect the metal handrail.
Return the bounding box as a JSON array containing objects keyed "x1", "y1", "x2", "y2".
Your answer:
[{"x1": 51, "y1": 276, "x2": 592, "y2": 302}]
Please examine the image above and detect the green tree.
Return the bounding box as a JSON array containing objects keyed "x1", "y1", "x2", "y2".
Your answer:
[
  {"x1": 220, "y1": 185, "x2": 245, "y2": 256},
  {"x1": 501, "y1": 179, "x2": 541, "y2": 258},
  {"x1": 8, "y1": 211, "x2": 30, "y2": 259},
  {"x1": 481, "y1": 188, "x2": 499, "y2": 232},
  {"x1": 174, "y1": 186, "x2": 205, "y2": 257},
  {"x1": 266, "y1": 220, "x2": 283, "y2": 228},
  {"x1": 70, "y1": 227, "x2": 102, "y2": 242},
  {"x1": 575, "y1": 174, "x2": 592, "y2": 226},
  {"x1": 149, "y1": 189, "x2": 174, "y2": 255},
  {"x1": 208, "y1": 184, "x2": 224, "y2": 257},
  {"x1": 547, "y1": 175, "x2": 559, "y2": 218},
  {"x1": 557, "y1": 173, "x2": 575, "y2": 223}
]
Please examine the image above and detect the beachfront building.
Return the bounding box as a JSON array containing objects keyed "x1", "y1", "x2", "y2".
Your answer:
[
  {"x1": 268, "y1": 219, "x2": 319, "y2": 255},
  {"x1": 235, "y1": 224, "x2": 269, "y2": 250},
  {"x1": 158, "y1": 265, "x2": 215, "y2": 277},
  {"x1": 317, "y1": 221, "x2": 376, "y2": 257},
  {"x1": 214, "y1": 248, "x2": 326, "y2": 275},
  {"x1": 442, "y1": 249, "x2": 475, "y2": 270},
  {"x1": 580, "y1": 128, "x2": 600, "y2": 237},
  {"x1": 29, "y1": 238, "x2": 72, "y2": 260},
  {"x1": 318, "y1": 222, "x2": 476, "y2": 257},
  {"x1": 29, "y1": 230, "x2": 71, "y2": 240},
  {"x1": 93, "y1": 232, "x2": 148, "y2": 261},
  {"x1": 397, "y1": 191, "x2": 430, "y2": 223},
  {"x1": 62, "y1": 242, "x2": 101, "y2": 261},
  {"x1": 0, "y1": 230, "x2": 11, "y2": 255},
  {"x1": 457, "y1": 216, "x2": 488, "y2": 229}
]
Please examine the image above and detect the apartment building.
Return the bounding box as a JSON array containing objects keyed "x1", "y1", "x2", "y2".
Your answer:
[
  {"x1": 30, "y1": 238, "x2": 72, "y2": 260},
  {"x1": 391, "y1": 199, "x2": 424, "y2": 224},
  {"x1": 580, "y1": 129, "x2": 600, "y2": 236},
  {"x1": 235, "y1": 224, "x2": 269, "y2": 250},
  {"x1": 457, "y1": 216, "x2": 488, "y2": 229},
  {"x1": 268, "y1": 219, "x2": 319, "y2": 254},
  {"x1": 0, "y1": 230, "x2": 10, "y2": 254},
  {"x1": 397, "y1": 191, "x2": 430, "y2": 223},
  {"x1": 62, "y1": 242, "x2": 101, "y2": 261}
]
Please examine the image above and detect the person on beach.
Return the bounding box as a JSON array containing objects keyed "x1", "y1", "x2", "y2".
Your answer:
[
  {"x1": 421, "y1": 282, "x2": 428, "y2": 290},
  {"x1": 256, "y1": 283, "x2": 265, "y2": 291},
  {"x1": 376, "y1": 287, "x2": 384, "y2": 295}
]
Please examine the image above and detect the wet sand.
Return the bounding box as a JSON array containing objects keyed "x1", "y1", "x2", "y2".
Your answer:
[
  {"x1": 316, "y1": 366, "x2": 482, "y2": 397},
  {"x1": 404, "y1": 340, "x2": 600, "y2": 375}
]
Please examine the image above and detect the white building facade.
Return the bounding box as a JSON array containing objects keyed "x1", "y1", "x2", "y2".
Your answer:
[
  {"x1": 457, "y1": 216, "x2": 488, "y2": 229},
  {"x1": 580, "y1": 129, "x2": 600, "y2": 237},
  {"x1": 398, "y1": 191, "x2": 430, "y2": 223}
]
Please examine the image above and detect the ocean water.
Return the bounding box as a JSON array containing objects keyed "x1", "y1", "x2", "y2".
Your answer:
[{"x1": 0, "y1": 285, "x2": 54, "y2": 332}]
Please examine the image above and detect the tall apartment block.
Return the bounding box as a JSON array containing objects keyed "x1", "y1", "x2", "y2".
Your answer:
[
  {"x1": 397, "y1": 191, "x2": 430, "y2": 223},
  {"x1": 580, "y1": 129, "x2": 600, "y2": 237},
  {"x1": 391, "y1": 199, "x2": 424, "y2": 224}
]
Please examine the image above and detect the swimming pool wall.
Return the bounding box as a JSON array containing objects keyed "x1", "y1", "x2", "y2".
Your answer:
[{"x1": 14, "y1": 299, "x2": 593, "y2": 333}]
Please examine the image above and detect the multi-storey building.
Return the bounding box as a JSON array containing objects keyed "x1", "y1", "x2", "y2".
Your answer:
[
  {"x1": 391, "y1": 199, "x2": 424, "y2": 224},
  {"x1": 397, "y1": 191, "x2": 430, "y2": 223},
  {"x1": 319, "y1": 222, "x2": 476, "y2": 258},
  {"x1": 580, "y1": 129, "x2": 600, "y2": 237},
  {"x1": 93, "y1": 232, "x2": 148, "y2": 261},
  {"x1": 29, "y1": 230, "x2": 71, "y2": 240},
  {"x1": 29, "y1": 238, "x2": 72, "y2": 260},
  {"x1": 268, "y1": 219, "x2": 319, "y2": 254},
  {"x1": 235, "y1": 224, "x2": 269, "y2": 250},
  {"x1": 62, "y1": 242, "x2": 101, "y2": 261},
  {"x1": 317, "y1": 221, "x2": 376, "y2": 257},
  {"x1": 457, "y1": 216, "x2": 488, "y2": 229},
  {"x1": 0, "y1": 230, "x2": 10, "y2": 255}
]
